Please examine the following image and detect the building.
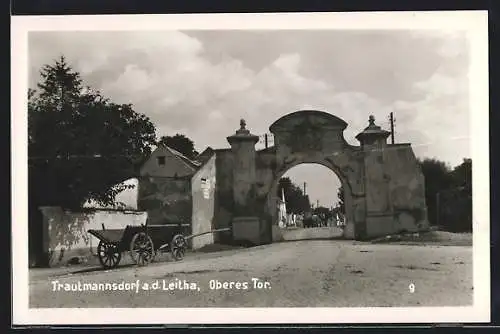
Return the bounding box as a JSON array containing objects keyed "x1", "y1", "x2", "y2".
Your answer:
[
  {"x1": 137, "y1": 144, "x2": 217, "y2": 250},
  {"x1": 31, "y1": 110, "x2": 429, "y2": 267}
]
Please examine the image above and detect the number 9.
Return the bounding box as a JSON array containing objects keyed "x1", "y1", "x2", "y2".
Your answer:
[{"x1": 409, "y1": 283, "x2": 415, "y2": 293}]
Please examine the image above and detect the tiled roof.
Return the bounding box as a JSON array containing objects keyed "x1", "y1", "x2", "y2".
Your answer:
[
  {"x1": 195, "y1": 147, "x2": 215, "y2": 164},
  {"x1": 159, "y1": 145, "x2": 201, "y2": 170}
]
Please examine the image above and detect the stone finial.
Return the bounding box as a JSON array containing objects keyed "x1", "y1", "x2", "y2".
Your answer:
[
  {"x1": 355, "y1": 114, "x2": 390, "y2": 145},
  {"x1": 227, "y1": 117, "x2": 258, "y2": 145},
  {"x1": 368, "y1": 115, "x2": 375, "y2": 126}
]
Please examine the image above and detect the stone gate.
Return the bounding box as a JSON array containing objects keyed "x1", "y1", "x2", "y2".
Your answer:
[{"x1": 213, "y1": 110, "x2": 429, "y2": 245}]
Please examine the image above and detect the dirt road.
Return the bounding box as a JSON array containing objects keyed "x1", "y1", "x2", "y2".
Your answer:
[{"x1": 29, "y1": 240, "x2": 472, "y2": 308}]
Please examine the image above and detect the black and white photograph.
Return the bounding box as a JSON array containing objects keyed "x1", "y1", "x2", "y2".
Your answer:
[{"x1": 12, "y1": 11, "x2": 489, "y2": 324}]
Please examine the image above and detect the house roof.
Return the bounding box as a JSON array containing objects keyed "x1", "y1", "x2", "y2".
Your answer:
[
  {"x1": 139, "y1": 144, "x2": 216, "y2": 178},
  {"x1": 195, "y1": 147, "x2": 215, "y2": 164},
  {"x1": 159, "y1": 145, "x2": 202, "y2": 170}
]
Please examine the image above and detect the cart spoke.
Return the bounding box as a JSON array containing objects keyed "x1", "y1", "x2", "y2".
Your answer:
[
  {"x1": 96, "y1": 240, "x2": 121, "y2": 269},
  {"x1": 130, "y1": 232, "x2": 154, "y2": 266}
]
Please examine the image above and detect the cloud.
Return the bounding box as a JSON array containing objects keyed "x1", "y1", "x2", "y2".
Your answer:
[
  {"x1": 28, "y1": 30, "x2": 470, "y2": 204},
  {"x1": 391, "y1": 63, "x2": 469, "y2": 166}
]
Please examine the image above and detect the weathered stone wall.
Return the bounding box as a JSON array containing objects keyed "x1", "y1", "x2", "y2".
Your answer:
[
  {"x1": 212, "y1": 149, "x2": 234, "y2": 243},
  {"x1": 211, "y1": 111, "x2": 428, "y2": 244},
  {"x1": 38, "y1": 206, "x2": 147, "y2": 267},
  {"x1": 255, "y1": 148, "x2": 278, "y2": 243},
  {"x1": 385, "y1": 144, "x2": 429, "y2": 232},
  {"x1": 137, "y1": 176, "x2": 192, "y2": 227},
  {"x1": 261, "y1": 111, "x2": 368, "y2": 241},
  {"x1": 191, "y1": 154, "x2": 217, "y2": 249}
]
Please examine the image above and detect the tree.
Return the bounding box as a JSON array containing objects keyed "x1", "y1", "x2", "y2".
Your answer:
[
  {"x1": 418, "y1": 158, "x2": 453, "y2": 226},
  {"x1": 313, "y1": 206, "x2": 333, "y2": 225},
  {"x1": 28, "y1": 56, "x2": 158, "y2": 209},
  {"x1": 418, "y1": 157, "x2": 472, "y2": 232},
  {"x1": 158, "y1": 134, "x2": 198, "y2": 160},
  {"x1": 442, "y1": 158, "x2": 472, "y2": 232},
  {"x1": 336, "y1": 186, "x2": 345, "y2": 214},
  {"x1": 450, "y1": 158, "x2": 472, "y2": 191},
  {"x1": 277, "y1": 177, "x2": 311, "y2": 214}
]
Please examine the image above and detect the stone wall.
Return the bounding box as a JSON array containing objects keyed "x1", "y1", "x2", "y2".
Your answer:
[
  {"x1": 137, "y1": 176, "x2": 192, "y2": 227},
  {"x1": 191, "y1": 154, "x2": 217, "y2": 249},
  {"x1": 257, "y1": 111, "x2": 367, "y2": 241},
  {"x1": 38, "y1": 206, "x2": 147, "y2": 267},
  {"x1": 210, "y1": 111, "x2": 428, "y2": 244},
  {"x1": 255, "y1": 148, "x2": 279, "y2": 244},
  {"x1": 385, "y1": 144, "x2": 429, "y2": 232},
  {"x1": 212, "y1": 149, "x2": 234, "y2": 243}
]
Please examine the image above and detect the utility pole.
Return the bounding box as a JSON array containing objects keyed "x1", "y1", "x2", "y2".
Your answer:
[
  {"x1": 264, "y1": 134, "x2": 268, "y2": 149},
  {"x1": 316, "y1": 199, "x2": 319, "y2": 208},
  {"x1": 389, "y1": 112, "x2": 395, "y2": 144},
  {"x1": 303, "y1": 182, "x2": 307, "y2": 195}
]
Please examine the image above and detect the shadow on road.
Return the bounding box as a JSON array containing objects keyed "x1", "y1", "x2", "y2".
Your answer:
[{"x1": 70, "y1": 263, "x2": 137, "y2": 274}]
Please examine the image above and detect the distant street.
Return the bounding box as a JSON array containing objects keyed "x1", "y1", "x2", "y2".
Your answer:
[{"x1": 29, "y1": 239, "x2": 473, "y2": 308}]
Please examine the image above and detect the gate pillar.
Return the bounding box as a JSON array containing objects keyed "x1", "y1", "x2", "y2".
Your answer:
[
  {"x1": 227, "y1": 119, "x2": 261, "y2": 245},
  {"x1": 355, "y1": 115, "x2": 393, "y2": 238}
]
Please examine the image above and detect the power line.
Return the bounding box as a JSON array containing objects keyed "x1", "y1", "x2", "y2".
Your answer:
[{"x1": 257, "y1": 133, "x2": 275, "y2": 149}]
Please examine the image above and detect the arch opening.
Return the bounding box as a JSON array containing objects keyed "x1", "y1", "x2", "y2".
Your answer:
[{"x1": 266, "y1": 162, "x2": 354, "y2": 242}]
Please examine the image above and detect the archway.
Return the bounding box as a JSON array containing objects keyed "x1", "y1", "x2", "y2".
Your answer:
[
  {"x1": 223, "y1": 110, "x2": 429, "y2": 246},
  {"x1": 267, "y1": 161, "x2": 354, "y2": 241},
  {"x1": 270, "y1": 162, "x2": 348, "y2": 240}
]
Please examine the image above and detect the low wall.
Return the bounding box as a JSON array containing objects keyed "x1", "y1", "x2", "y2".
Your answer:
[
  {"x1": 213, "y1": 150, "x2": 235, "y2": 244},
  {"x1": 137, "y1": 176, "x2": 192, "y2": 226},
  {"x1": 39, "y1": 206, "x2": 147, "y2": 267},
  {"x1": 280, "y1": 227, "x2": 344, "y2": 241}
]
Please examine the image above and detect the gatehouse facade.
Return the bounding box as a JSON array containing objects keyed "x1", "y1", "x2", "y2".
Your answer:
[{"x1": 211, "y1": 110, "x2": 429, "y2": 245}]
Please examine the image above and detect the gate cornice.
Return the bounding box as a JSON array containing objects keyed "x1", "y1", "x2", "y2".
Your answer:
[{"x1": 269, "y1": 110, "x2": 348, "y2": 133}]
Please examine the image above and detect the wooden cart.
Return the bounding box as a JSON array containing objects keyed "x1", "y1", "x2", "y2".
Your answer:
[{"x1": 88, "y1": 224, "x2": 188, "y2": 269}]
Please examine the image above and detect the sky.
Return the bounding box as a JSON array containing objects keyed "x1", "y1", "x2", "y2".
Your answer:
[{"x1": 28, "y1": 30, "x2": 470, "y2": 207}]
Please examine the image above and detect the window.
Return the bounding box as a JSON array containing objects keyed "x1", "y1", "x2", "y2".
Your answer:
[{"x1": 157, "y1": 156, "x2": 166, "y2": 166}]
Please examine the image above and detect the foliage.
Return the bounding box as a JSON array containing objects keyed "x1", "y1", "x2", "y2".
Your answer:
[
  {"x1": 336, "y1": 186, "x2": 345, "y2": 214},
  {"x1": 312, "y1": 206, "x2": 334, "y2": 224},
  {"x1": 28, "y1": 56, "x2": 158, "y2": 209},
  {"x1": 276, "y1": 177, "x2": 311, "y2": 214},
  {"x1": 158, "y1": 134, "x2": 199, "y2": 160},
  {"x1": 313, "y1": 206, "x2": 331, "y2": 217},
  {"x1": 450, "y1": 158, "x2": 472, "y2": 191},
  {"x1": 418, "y1": 157, "x2": 472, "y2": 232}
]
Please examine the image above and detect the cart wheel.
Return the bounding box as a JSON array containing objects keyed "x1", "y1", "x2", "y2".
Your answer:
[
  {"x1": 171, "y1": 234, "x2": 187, "y2": 261},
  {"x1": 97, "y1": 241, "x2": 121, "y2": 269},
  {"x1": 130, "y1": 232, "x2": 155, "y2": 266}
]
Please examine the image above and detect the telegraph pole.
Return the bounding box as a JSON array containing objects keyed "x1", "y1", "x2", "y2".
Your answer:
[
  {"x1": 303, "y1": 182, "x2": 307, "y2": 195},
  {"x1": 264, "y1": 134, "x2": 268, "y2": 149},
  {"x1": 389, "y1": 112, "x2": 395, "y2": 144}
]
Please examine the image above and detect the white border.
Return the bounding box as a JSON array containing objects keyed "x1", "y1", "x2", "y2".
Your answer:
[{"x1": 12, "y1": 11, "x2": 490, "y2": 325}]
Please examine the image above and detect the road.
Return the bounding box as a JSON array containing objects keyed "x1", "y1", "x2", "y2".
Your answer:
[{"x1": 29, "y1": 240, "x2": 472, "y2": 308}]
